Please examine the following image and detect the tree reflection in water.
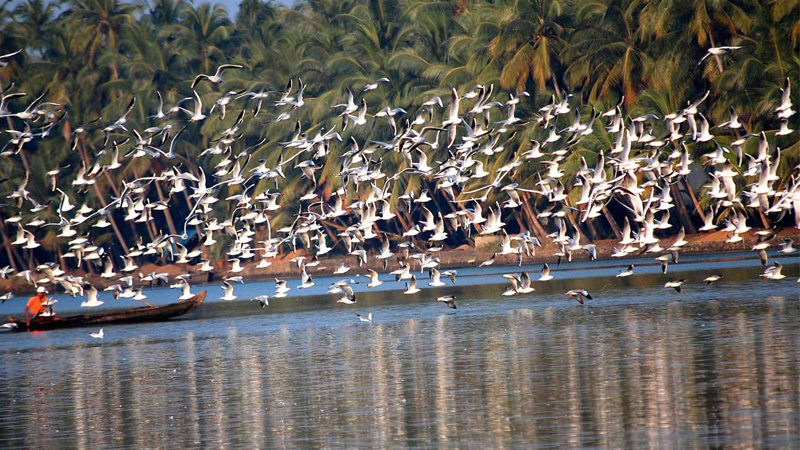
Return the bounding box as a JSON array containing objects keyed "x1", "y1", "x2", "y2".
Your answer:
[{"x1": 0, "y1": 273, "x2": 798, "y2": 450}]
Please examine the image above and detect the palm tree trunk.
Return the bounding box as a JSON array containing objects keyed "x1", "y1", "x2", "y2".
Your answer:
[
  {"x1": 181, "y1": 190, "x2": 210, "y2": 260},
  {"x1": 671, "y1": 183, "x2": 697, "y2": 234},
  {"x1": 76, "y1": 140, "x2": 131, "y2": 254},
  {"x1": 520, "y1": 192, "x2": 548, "y2": 240},
  {"x1": 102, "y1": 170, "x2": 122, "y2": 198},
  {"x1": 585, "y1": 216, "x2": 600, "y2": 240},
  {"x1": 708, "y1": 34, "x2": 725, "y2": 73},
  {"x1": 757, "y1": 209, "x2": 772, "y2": 229},
  {"x1": 602, "y1": 206, "x2": 623, "y2": 240},
  {"x1": 92, "y1": 183, "x2": 131, "y2": 254},
  {"x1": 0, "y1": 222, "x2": 19, "y2": 271},
  {"x1": 154, "y1": 181, "x2": 179, "y2": 237},
  {"x1": 681, "y1": 177, "x2": 705, "y2": 223},
  {"x1": 551, "y1": 73, "x2": 562, "y2": 98},
  {"x1": 26, "y1": 249, "x2": 36, "y2": 273},
  {"x1": 394, "y1": 209, "x2": 410, "y2": 233},
  {"x1": 566, "y1": 209, "x2": 593, "y2": 242}
]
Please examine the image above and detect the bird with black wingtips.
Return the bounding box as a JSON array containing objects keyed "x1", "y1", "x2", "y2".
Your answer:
[
  {"x1": 191, "y1": 64, "x2": 243, "y2": 89},
  {"x1": 617, "y1": 264, "x2": 635, "y2": 278},
  {"x1": 437, "y1": 295, "x2": 457, "y2": 309},
  {"x1": 566, "y1": 289, "x2": 593, "y2": 305},
  {"x1": 665, "y1": 280, "x2": 686, "y2": 293}
]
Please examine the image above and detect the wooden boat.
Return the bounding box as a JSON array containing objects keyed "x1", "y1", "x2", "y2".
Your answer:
[{"x1": 5, "y1": 291, "x2": 206, "y2": 332}]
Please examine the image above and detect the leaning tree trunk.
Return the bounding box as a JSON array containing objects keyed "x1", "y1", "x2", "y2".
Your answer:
[
  {"x1": 154, "y1": 180, "x2": 178, "y2": 237},
  {"x1": 0, "y1": 219, "x2": 19, "y2": 271},
  {"x1": 92, "y1": 183, "x2": 131, "y2": 254},
  {"x1": 708, "y1": 34, "x2": 725, "y2": 74},
  {"x1": 681, "y1": 177, "x2": 706, "y2": 223},
  {"x1": 180, "y1": 190, "x2": 210, "y2": 260},
  {"x1": 78, "y1": 139, "x2": 131, "y2": 254},
  {"x1": 757, "y1": 209, "x2": 772, "y2": 229},
  {"x1": 519, "y1": 192, "x2": 549, "y2": 241},
  {"x1": 586, "y1": 216, "x2": 601, "y2": 241},
  {"x1": 671, "y1": 183, "x2": 697, "y2": 234},
  {"x1": 566, "y1": 207, "x2": 597, "y2": 242},
  {"x1": 602, "y1": 206, "x2": 623, "y2": 241}
]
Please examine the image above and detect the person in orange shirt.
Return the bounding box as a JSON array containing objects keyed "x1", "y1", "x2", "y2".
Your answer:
[{"x1": 25, "y1": 287, "x2": 48, "y2": 328}]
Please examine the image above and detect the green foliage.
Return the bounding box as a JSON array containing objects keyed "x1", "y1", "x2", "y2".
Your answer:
[{"x1": 0, "y1": 0, "x2": 797, "y2": 266}]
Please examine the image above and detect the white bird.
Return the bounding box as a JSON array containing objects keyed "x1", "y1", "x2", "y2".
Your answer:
[
  {"x1": 479, "y1": 253, "x2": 497, "y2": 267},
  {"x1": 252, "y1": 295, "x2": 269, "y2": 308},
  {"x1": 80, "y1": 284, "x2": 104, "y2": 308},
  {"x1": 566, "y1": 289, "x2": 593, "y2": 304},
  {"x1": 356, "y1": 313, "x2": 372, "y2": 322},
  {"x1": 517, "y1": 272, "x2": 534, "y2": 294},
  {"x1": 698, "y1": 46, "x2": 742, "y2": 65},
  {"x1": 0, "y1": 49, "x2": 21, "y2": 67},
  {"x1": 183, "y1": 90, "x2": 206, "y2": 122},
  {"x1": 298, "y1": 268, "x2": 314, "y2": 289},
  {"x1": 538, "y1": 263, "x2": 554, "y2": 281},
  {"x1": 779, "y1": 238, "x2": 796, "y2": 254},
  {"x1": 100, "y1": 258, "x2": 117, "y2": 278},
  {"x1": 336, "y1": 282, "x2": 356, "y2": 304},
  {"x1": 617, "y1": 264, "x2": 635, "y2": 278},
  {"x1": 228, "y1": 258, "x2": 244, "y2": 273},
  {"x1": 437, "y1": 295, "x2": 457, "y2": 309},
  {"x1": 404, "y1": 275, "x2": 420, "y2": 294},
  {"x1": 178, "y1": 281, "x2": 194, "y2": 300},
  {"x1": 760, "y1": 262, "x2": 786, "y2": 280},
  {"x1": 362, "y1": 77, "x2": 389, "y2": 92},
  {"x1": 274, "y1": 278, "x2": 290, "y2": 298},
  {"x1": 90, "y1": 329, "x2": 104, "y2": 339},
  {"x1": 192, "y1": 64, "x2": 243, "y2": 88},
  {"x1": 665, "y1": 279, "x2": 686, "y2": 293},
  {"x1": 220, "y1": 281, "x2": 237, "y2": 301},
  {"x1": 365, "y1": 269, "x2": 383, "y2": 288},
  {"x1": 428, "y1": 268, "x2": 445, "y2": 287}
]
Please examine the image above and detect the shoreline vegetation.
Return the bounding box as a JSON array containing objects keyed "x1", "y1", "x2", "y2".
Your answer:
[{"x1": 0, "y1": 0, "x2": 798, "y2": 301}]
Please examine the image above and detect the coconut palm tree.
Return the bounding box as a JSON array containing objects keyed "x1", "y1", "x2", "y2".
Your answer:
[
  {"x1": 483, "y1": 0, "x2": 573, "y2": 96},
  {"x1": 166, "y1": 3, "x2": 233, "y2": 76},
  {"x1": 564, "y1": 0, "x2": 653, "y2": 106},
  {"x1": 63, "y1": 0, "x2": 141, "y2": 67}
]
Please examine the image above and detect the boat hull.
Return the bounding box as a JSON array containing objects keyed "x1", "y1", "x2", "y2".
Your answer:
[{"x1": 6, "y1": 291, "x2": 206, "y2": 332}]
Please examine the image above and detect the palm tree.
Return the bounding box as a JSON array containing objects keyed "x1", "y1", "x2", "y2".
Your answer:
[
  {"x1": 637, "y1": 0, "x2": 752, "y2": 76},
  {"x1": 714, "y1": 3, "x2": 800, "y2": 127},
  {"x1": 11, "y1": 0, "x2": 59, "y2": 55},
  {"x1": 564, "y1": 0, "x2": 653, "y2": 106},
  {"x1": 63, "y1": 0, "x2": 141, "y2": 67},
  {"x1": 483, "y1": 0, "x2": 573, "y2": 96},
  {"x1": 166, "y1": 3, "x2": 233, "y2": 76},
  {"x1": 148, "y1": 0, "x2": 189, "y2": 28}
]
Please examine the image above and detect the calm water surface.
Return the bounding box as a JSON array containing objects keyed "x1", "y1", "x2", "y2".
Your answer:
[{"x1": 0, "y1": 252, "x2": 798, "y2": 449}]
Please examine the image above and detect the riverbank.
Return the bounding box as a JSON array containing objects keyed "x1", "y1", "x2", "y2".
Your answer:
[{"x1": 1, "y1": 227, "x2": 798, "y2": 295}]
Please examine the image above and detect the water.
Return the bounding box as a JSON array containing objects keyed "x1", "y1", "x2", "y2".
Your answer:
[{"x1": 0, "y1": 253, "x2": 798, "y2": 449}]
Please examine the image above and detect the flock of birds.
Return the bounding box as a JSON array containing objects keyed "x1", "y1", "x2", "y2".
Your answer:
[{"x1": 0, "y1": 45, "x2": 798, "y2": 332}]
